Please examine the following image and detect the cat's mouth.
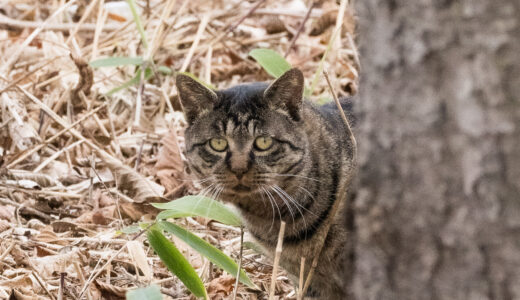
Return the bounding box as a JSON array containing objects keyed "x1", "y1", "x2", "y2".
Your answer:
[{"x1": 232, "y1": 184, "x2": 252, "y2": 192}]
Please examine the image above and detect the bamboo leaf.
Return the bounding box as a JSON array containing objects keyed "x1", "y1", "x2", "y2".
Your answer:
[
  {"x1": 249, "y1": 48, "x2": 292, "y2": 78},
  {"x1": 126, "y1": 284, "x2": 162, "y2": 300},
  {"x1": 153, "y1": 196, "x2": 241, "y2": 226},
  {"x1": 147, "y1": 228, "x2": 207, "y2": 299},
  {"x1": 89, "y1": 57, "x2": 144, "y2": 68},
  {"x1": 159, "y1": 221, "x2": 257, "y2": 288}
]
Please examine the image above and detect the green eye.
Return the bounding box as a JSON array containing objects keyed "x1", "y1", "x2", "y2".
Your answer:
[
  {"x1": 254, "y1": 136, "x2": 273, "y2": 151},
  {"x1": 209, "y1": 138, "x2": 228, "y2": 152}
]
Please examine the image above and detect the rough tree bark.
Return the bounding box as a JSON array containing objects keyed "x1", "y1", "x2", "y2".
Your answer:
[{"x1": 349, "y1": 0, "x2": 520, "y2": 299}]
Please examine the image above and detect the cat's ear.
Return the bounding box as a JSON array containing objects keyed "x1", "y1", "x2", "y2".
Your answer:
[
  {"x1": 176, "y1": 74, "x2": 218, "y2": 124},
  {"x1": 263, "y1": 68, "x2": 304, "y2": 120}
]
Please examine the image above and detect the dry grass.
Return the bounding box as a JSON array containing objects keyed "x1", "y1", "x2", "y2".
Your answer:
[{"x1": 0, "y1": 0, "x2": 358, "y2": 299}]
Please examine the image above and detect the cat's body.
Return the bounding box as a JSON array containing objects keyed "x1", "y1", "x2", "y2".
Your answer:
[{"x1": 176, "y1": 69, "x2": 356, "y2": 299}]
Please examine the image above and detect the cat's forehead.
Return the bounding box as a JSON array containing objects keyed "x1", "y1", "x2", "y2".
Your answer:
[{"x1": 222, "y1": 114, "x2": 257, "y2": 135}]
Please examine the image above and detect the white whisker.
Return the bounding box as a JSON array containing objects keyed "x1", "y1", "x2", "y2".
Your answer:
[
  {"x1": 269, "y1": 185, "x2": 295, "y2": 225},
  {"x1": 259, "y1": 187, "x2": 276, "y2": 231},
  {"x1": 204, "y1": 184, "x2": 223, "y2": 218},
  {"x1": 263, "y1": 185, "x2": 282, "y2": 226},
  {"x1": 278, "y1": 185, "x2": 318, "y2": 218},
  {"x1": 272, "y1": 185, "x2": 310, "y2": 239}
]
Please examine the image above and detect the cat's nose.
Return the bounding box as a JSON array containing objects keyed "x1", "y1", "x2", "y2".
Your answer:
[
  {"x1": 228, "y1": 152, "x2": 249, "y2": 180},
  {"x1": 233, "y1": 169, "x2": 247, "y2": 180}
]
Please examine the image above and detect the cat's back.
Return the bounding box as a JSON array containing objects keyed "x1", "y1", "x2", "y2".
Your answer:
[{"x1": 303, "y1": 97, "x2": 355, "y2": 143}]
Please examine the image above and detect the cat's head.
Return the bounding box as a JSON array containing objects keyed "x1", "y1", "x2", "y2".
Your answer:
[{"x1": 176, "y1": 68, "x2": 307, "y2": 201}]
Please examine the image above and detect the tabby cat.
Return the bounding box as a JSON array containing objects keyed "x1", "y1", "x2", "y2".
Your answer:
[{"x1": 176, "y1": 68, "x2": 356, "y2": 299}]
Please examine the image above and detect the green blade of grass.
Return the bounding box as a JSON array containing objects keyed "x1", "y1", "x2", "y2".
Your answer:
[
  {"x1": 307, "y1": 27, "x2": 340, "y2": 97},
  {"x1": 153, "y1": 196, "x2": 241, "y2": 226},
  {"x1": 89, "y1": 56, "x2": 144, "y2": 68},
  {"x1": 126, "y1": 0, "x2": 148, "y2": 49},
  {"x1": 249, "y1": 48, "x2": 292, "y2": 78},
  {"x1": 159, "y1": 221, "x2": 257, "y2": 289},
  {"x1": 107, "y1": 68, "x2": 153, "y2": 96},
  {"x1": 147, "y1": 228, "x2": 207, "y2": 299},
  {"x1": 126, "y1": 285, "x2": 162, "y2": 300},
  {"x1": 118, "y1": 224, "x2": 141, "y2": 235}
]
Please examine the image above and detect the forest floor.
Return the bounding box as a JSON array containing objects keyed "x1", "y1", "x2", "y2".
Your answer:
[{"x1": 0, "y1": 0, "x2": 357, "y2": 299}]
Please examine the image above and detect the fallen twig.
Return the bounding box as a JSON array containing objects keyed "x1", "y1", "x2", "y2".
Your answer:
[
  {"x1": 31, "y1": 271, "x2": 57, "y2": 300},
  {"x1": 0, "y1": 14, "x2": 120, "y2": 32},
  {"x1": 232, "y1": 225, "x2": 244, "y2": 300},
  {"x1": 6, "y1": 103, "x2": 108, "y2": 169},
  {"x1": 297, "y1": 257, "x2": 305, "y2": 300},
  {"x1": 269, "y1": 221, "x2": 286, "y2": 300},
  {"x1": 285, "y1": 2, "x2": 316, "y2": 58}
]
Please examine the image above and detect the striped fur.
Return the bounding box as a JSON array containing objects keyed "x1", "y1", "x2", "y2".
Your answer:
[{"x1": 177, "y1": 69, "x2": 356, "y2": 299}]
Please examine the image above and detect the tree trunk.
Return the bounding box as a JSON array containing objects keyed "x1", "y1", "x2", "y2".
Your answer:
[{"x1": 349, "y1": 0, "x2": 520, "y2": 299}]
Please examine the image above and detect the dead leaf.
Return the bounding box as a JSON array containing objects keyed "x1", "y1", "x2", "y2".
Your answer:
[
  {"x1": 98, "y1": 192, "x2": 116, "y2": 207},
  {"x1": 207, "y1": 275, "x2": 236, "y2": 300},
  {"x1": 0, "y1": 219, "x2": 11, "y2": 231},
  {"x1": 34, "y1": 228, "x2": 64, "y2": 244},
  {"x1": 30, "y1": 248, "x2": 81, "y2": 278},
  {"x1": 99, "y1": 151, "x2": 165, "y2": 203},
  {"x1": 51, "y1": 220, "x2": 86, "y2": 233},
  {"x1": 1, "y1": 93, "x2": 40, "y2": 154},
  {"x1": 264, "y1": 16, "x2": 287, "y2": 34},
  {"x1": 127, "y1": 240, "x2": 152, "y2": 281},
  {"x1": 92, "y1": 205, "x2": 117, "y2": 225},
  {"x1": 0, "y1": 205, "x2": 15, "y2": 221},
  {"x1": 7, "y1": 170, "x2": 62, "y2": 188},
  {"x1": 75, "y1": 210, "x2": 95, "y2": 224},
  {"x1": 119, "y1": 203, "x2": 157, "y2": 221},
  {"x1": 35, "y1": 246, "x2": 55, "y2": 257},
  {"x1": 154, "y1": 129, "x2": 188, "y2": 195},
  {"x1": 95, "y1": 280, "x2": 127, "y2": 297},
  {"x1": 11, "y1": 245, "x2": 29, "y2": 265},
  {"x1": 26, "y1": 219, "x2": 44, "y2": 230}
]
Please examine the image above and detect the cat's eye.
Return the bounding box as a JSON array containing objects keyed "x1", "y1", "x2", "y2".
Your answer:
[
  {"x1": 209, "y1": 138, "x2": 228, "y2": 152},
  {"x1": 254, "y1": 136, "x2": 273, "y2": 151}
]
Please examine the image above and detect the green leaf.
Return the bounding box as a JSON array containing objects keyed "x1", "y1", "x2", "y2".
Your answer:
[
  {"x1": 119, "y1": 224, "x2": 141, "y2": 234},
  {"x1": 147, "y1": 228, "x2": 207, "y2": 299},
  {"x1": 249, "y1": 48, "x2": 292, "y2": 78},
  {"x1": 157, "y1": 66, "x2": 172, "y2": 75},
  {"x1": 126, "y1": 285, "x2": 162, "y2": 300},
  {"x1": 159, "y1": 221, "x2": 256, "y2": 288},
  {"x1": 89, "y1": 57, "x2": 144, "y2": 68},
  {"x1": 107, "y1": 68, "x2": 153, "y2": 96},
  {"x1": 126, "y1": 0, "x2": 148, "y2": 49},
  {"x1": 153, "y1": 196, "x2": 241, "y2": 226}
]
